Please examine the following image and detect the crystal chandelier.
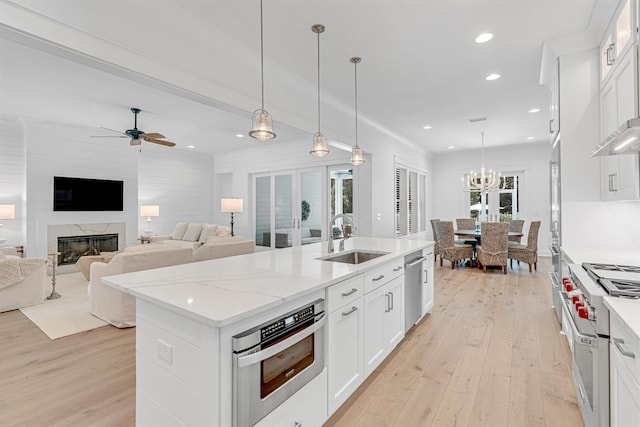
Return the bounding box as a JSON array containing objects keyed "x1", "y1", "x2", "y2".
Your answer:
[
  {"x1": 310, "y1": 24, "x2": 329, "y2": 157},
  {"x1": 461, "y1": 131, "x2": 505, "y2": 193},
  {"x1": 249, "y1": 0, "x2": 276, "y2": 141}
]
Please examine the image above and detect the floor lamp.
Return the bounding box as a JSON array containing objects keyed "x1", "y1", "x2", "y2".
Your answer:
[{"x1": 221, "y1": 198, "x2": 243, "y2": 237}]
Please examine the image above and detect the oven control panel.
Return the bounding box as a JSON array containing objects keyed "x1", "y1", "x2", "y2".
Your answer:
[{"x1": 260, "y1": 305, "x2": 315, "y2": 341}]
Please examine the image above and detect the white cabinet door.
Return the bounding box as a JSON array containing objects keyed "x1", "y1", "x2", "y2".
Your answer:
[
  {"x1": 327, "y1": 298, "x2": 364, "y2": 414},
  {"x1": 363, "y1": 276, "x2": 405, "y2": 377},
  {"x1": 610, "y1": 343, "x2": 640, "y2": 427},
  {"x1": 363, "y1": 282, "x2": 387, "y2": 377},
  {"x1": 255, "y1": 368, "x2": 327, "y2": 427},
  {"x1": 383, "y1": 276, "x2": 405, "y2": 351},
  {"x1": 421, "y1": 250, "x2": 435, "y2": 316},
  {"x1": 550, "y1": 58, "x2": 560, "y2": 142}
]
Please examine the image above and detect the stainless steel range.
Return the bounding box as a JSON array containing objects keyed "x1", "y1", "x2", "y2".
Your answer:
[{"x1": 562, "y1": 262, "x2": 640, "y2": 427}]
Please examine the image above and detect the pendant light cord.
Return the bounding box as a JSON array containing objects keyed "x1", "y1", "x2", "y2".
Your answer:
[
  {"x1": 260, "y1": 0, "x2": 265, "y2": 111},
  {"x1": 354, "y1": 60, "x2": 359, "y2": 148},
  {"x1": 317, "y1": 31, "x2": 321, "y2": 133}
]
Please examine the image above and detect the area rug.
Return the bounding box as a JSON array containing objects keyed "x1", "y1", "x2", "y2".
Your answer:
[{"x1": 19, "y1": 272, "x2": 109, "y2": 339}]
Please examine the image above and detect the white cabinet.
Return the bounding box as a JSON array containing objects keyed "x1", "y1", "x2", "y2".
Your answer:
[
  {"x1": 326, "y1": 276, "x2": 364, "y2": 414},
  {"x1": 255, "y1": 368, "x2": 328, "y2": 427},
  {"x1": 601, "y1": 154, "x2": 640, "y2": 200},
  {"x1": 600, "y1": 0, "x2": 635, "y2": 84},
  {"x1": 609, "y1": 306, "x2": 640, "y2": 427},
  {"x1": 422, "y1": 248, "x2": 435, "y2": 317},
  {"x1": 549, "y1": 58, "x2": 560, "y2": 144},
  {"x1": 363, "y1": 275, "x2": 404, "y2": 377}
]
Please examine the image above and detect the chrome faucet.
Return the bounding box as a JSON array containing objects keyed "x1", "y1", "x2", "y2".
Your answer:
[{"x1": 328, "y1": 214, "x2": 353, "y2": 253}]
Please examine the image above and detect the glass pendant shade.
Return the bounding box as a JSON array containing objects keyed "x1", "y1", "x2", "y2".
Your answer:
[
  {"x1": 350, "y1": 145, "x2": 364, "y2": 165},
  {"x1": 249, "y1": 108, "x2": 275, "y2": 141},
  {"x1": 310, "y1": 131, "x2": 329, "y2": 156}
]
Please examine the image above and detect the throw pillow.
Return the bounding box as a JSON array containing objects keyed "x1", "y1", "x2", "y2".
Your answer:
[
  {"x1": 171, "y1": 222, "x2": 189, "y2": 240},
  {"x1": 199, "y1": 223, "x2": 218, "y2": 242},
  {"x1": 216, "y1": 225, "x2": 232, "y2": 237},
  {"x1": 182, "y1": 223, "x2": 203, "y2": 242}
]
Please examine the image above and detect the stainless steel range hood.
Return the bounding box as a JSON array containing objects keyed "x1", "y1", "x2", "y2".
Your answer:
[{"x1": 592, "y1": 117, "x2": 640, "y2": 156}]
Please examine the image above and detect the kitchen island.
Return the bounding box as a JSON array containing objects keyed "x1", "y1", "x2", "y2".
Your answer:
[{"x1": 102, "y1": 237, "x2": 433, "y2": 426}]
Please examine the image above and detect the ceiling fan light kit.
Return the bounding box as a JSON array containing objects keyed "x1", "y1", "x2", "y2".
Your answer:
[
  {"x1": 310, "y1": 24, "x2": 329, "y2": 157},
  {"x1": 249, "y1": 0, "x2": 276, "y2": 141},
  {"x1": 94, "y1": 107, "x2": 176, "y2": 148}
]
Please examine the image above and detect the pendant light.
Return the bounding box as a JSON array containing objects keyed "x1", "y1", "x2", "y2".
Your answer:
[
  {"x1": 350, "y1": 57, "x2": 365, "y2": 165},
  {"x1": 249, "y1": 0, "x2": 276, "y2": 141},
  {"x1": 310, "y1": 24, "x2": 329, "y2": 157}
]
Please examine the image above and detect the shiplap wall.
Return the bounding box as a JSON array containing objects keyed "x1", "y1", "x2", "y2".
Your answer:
[
  {"x1": 24, "y1": 120, "x2": 138, "y2": 257},
  {"x1": 0, "y1": 116, "x2": 26, "y2": 246},
  {"x1": 0, "y1": 118, "x2": 214, "y2": 257},
  {"x1": 138, "y1": 144, "x2": 214, "y2": 237}
]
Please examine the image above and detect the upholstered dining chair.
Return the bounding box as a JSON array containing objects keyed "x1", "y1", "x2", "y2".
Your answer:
[
  {"x1": 508, "y1": 219, "x2": 525, "y2": 243},
  {"x1": 435, "y1": 221, "x2": 473, "y2": 269},
  {"x1": 430, "y1": 219, "x2": 440, "y2": 262},
  {"x1": 476, "y1": 222, "x2": 509, "y2": 274},
  {"x1": 508, "y1": 220, "x2": 541, "y2": 272},
  {"x1": 456, "y1": 218, "x2": 477, "y2": 245}
]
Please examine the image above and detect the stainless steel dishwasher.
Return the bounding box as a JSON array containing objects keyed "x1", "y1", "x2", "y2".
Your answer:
[{"x1": 404, "y1": 250, "x2": 426, "y2": 332}]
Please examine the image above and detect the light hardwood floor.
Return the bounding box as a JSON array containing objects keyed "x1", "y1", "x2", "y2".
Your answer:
[
  {"x1": 0, "y1": 257, "x2": 582, "y2": 426},
  {"x1": 325, "y1": 257, "x2": 583, "y2": 427}
]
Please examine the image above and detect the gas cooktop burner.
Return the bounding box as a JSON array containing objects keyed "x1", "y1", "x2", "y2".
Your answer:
[
  {"x1": 583, "y1": 263, "x2": 640, "y2": 274},
  {"x1": 599, "y1": 279, "x2": 640, "y2": 298}
]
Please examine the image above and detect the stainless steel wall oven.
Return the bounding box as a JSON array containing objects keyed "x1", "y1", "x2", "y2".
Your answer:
[{"x1": 232, "y1": 299, "x2": 326, "y2": 427}]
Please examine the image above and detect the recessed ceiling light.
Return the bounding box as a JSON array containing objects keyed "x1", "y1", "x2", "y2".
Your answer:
[
  {"x1": 528, "y1": 108, "x2": 541, "y2": 113},
  {"x1": 475, "y1": 33, "x2": 493, "y2": 43},
  {"x1": 527, "y1": 137, "x2": 535, "y2": 140},
  {"x1": 187, "y1": 145, "x2": 195, "y2": 148},
  {"x1": 423, "y1": 125, "x2": 432, "y2": 130},
  {"x1": 448, "y1": 146, "x2": 455, "y2": 149},
  {"x1": 236, "y1": 134, "x2": 244, "y2": 138},
  {"x1": 486, "y1": 73, "x2": 501, "y2": 81}
]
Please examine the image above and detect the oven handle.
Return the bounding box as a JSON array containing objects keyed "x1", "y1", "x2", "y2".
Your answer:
[{"x1": 237, "y1": 314, "x2": 326, "y2": 368}]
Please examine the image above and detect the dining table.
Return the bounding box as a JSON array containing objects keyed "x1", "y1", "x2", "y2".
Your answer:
[{"x1": 454, "y1": 229, "x2": 524, "y2": 267}]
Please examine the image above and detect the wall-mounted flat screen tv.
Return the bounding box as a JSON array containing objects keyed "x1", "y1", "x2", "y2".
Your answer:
[{"x1": 54, "y1": 176, "x2": 124, "y2": 211}]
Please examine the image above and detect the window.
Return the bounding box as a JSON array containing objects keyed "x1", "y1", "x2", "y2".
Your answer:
[
  {"x1": 395, "y1": 164, "x2": 427, "y2": 237},
  {"x1": 466, "y1": 173, "x2": 520, "y2": 220}
]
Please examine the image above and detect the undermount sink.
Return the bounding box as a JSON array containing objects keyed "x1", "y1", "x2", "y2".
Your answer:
[{"x1": 318, "y1": 249, "x2": 390, "y2": 265}]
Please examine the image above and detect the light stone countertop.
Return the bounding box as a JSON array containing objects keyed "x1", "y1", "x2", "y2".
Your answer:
[{"x1": 102, "y1": 237, "x2": 433, "y2": 328}]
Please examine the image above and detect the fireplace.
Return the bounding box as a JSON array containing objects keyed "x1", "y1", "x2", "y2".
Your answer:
[{"x1": 57, "y1": 233, "x2": 118, "y2": 266}]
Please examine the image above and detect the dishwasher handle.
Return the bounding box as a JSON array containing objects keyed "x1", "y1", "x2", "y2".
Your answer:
[{"x1": 405, "y1": 256, "x2": 426, "y2": 268}]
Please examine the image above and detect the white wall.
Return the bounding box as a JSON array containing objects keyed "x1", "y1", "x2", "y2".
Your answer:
[
  {"x1": 138, "y1": 145, "x2": 214, "y2": 237},
  {"x1": 431, "y1": 141, "x2": 551, "y2": 254},
  {"x1": 0, "y1": 115, "x2": 27, "y2": 247}
]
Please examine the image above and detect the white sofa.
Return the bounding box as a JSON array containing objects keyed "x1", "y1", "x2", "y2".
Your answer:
[
  {"x1": 192, "y1": 236, "x2": 255, "y2": 262},
  {"x1": 89, "y1": 245, "x2": 193, "y2": 327},
  {"x1": 0, "y1": 253, "x2": 48, "y2": 313},
  {"x1": 150, "y1": 222, "x2": 232, "y2": 249}
]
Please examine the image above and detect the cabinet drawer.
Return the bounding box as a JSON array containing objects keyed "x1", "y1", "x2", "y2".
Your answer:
[
  {"x1": 364, "y1": 259, "x2": 404, "y2": 293},
  {"x1": 610, "y1": 312, "x2": 640, "y2": 383},
  {"x1": 327, "y1": 275, "x2": 364, "y2": 313}
]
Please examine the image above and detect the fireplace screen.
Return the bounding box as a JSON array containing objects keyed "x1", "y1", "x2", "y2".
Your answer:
[{"x1": 57, "y1": 233, "x2": 118, "y2": 266}]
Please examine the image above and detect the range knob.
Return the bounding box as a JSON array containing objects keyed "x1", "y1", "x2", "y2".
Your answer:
[
  {"x1": 572, "y1": 294, "x2": 581, "y2": 304},
  {"x1": 578, "y1": 306, "x2": 595, "y2": 321},
  {"x1": 564, "y1": 282, "x2": 573, "y2": 292}
]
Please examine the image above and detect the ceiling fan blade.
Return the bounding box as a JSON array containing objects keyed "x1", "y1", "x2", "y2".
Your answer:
[
  {"x1": 99, "y1": 127, "x2": 128, "y2": 136},
  {"x1": 90, "y1": 135, "x2": 128, "y2": 138},
  {"x1": 141, "y1": 132, "x2": 165, "y2": 139},
  {"x1": 146, "y1": 138, "x2": 176, "y2": 147}
]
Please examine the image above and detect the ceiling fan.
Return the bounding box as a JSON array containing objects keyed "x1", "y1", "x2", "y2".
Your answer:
[{"x1": 93, "y1": 107, "x2": 176, "y2": 147}]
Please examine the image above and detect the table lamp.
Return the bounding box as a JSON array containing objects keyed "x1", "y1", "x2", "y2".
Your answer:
[
  {"x1": 221, "y1": 198, "x2": 243, "y2": 237},
  {"x1": 140, "y1": 205, "x2": 159, "y2": 236},
  {"x1": 0, "y1": 204, "x2": 16, "y2": 244}
]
